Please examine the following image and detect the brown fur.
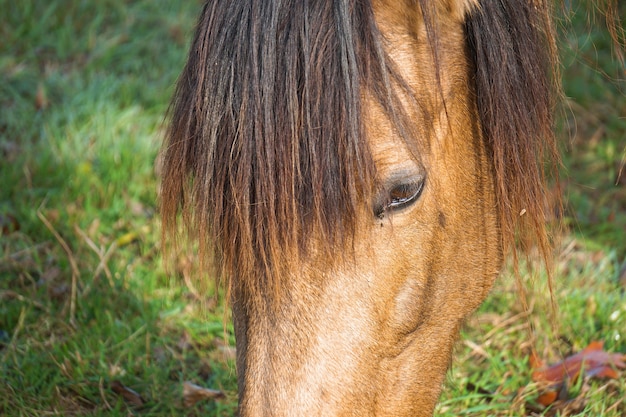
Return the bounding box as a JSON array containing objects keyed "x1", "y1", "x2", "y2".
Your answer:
[{"x1": 160, "y1": 0, "x2": 558, "y2": 415}]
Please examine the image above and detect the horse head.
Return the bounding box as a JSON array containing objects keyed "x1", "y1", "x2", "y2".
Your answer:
[{"x1": 161, "y1": 0, "x2": 557, "y2": 415}]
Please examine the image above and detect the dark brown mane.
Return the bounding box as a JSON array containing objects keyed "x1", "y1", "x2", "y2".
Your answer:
[
  {"x1": 161, "y1": 0, "x2": 558, "y2": 303},
  {"x1": 162, "y1": 0, "x2": 387, "y2": 300},
  {"x1": 465, "y1": 0, "x2": 559, "y2": 260}
]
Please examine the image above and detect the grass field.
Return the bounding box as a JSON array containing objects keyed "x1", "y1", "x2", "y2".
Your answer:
[{"x1": 1, "y1": 1, "x2": 624, "y2": 416}]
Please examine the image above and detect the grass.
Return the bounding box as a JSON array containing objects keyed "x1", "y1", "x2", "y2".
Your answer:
[
  {"x1": 0, "y1": 1, "x2": 624, "y2": 416},
  {"x1": 438, "y1": 244, "x2": 626, "y2": 416},
  {"x1": 1, "y1": 1, "x2": 236, "y2": 415},
  {"x1": 556, "y1": 1, "x2": 626, "y2": 257}
]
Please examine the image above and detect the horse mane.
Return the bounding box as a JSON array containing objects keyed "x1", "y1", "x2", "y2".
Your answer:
[
  {"x1": 161, "y1": 0, "x2": 390, "y2": 300},
  {"x1": 160, "y1": 0, "x2": 558, "y2": 303},
  {"x1": 465, "y1": 0, "x2": 559, "y2": 261}
]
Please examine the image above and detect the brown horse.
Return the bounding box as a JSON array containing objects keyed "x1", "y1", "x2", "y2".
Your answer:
[{"x1": 161, "y1": 0, "x2": 558, "y2": 415}]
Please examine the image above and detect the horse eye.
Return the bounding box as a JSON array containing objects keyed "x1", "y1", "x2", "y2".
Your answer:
[
  {"x1": 388, "y1": 181, "x2": 424, "y2": 210},
  {"x1": 374, "y1": 178, "x2": 425, "y2": 219}
]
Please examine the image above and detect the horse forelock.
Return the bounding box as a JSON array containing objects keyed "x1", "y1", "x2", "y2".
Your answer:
[
  {"x1": 161, "y1": 0, "x2": 401, "y2": 303},
  {"x1": 161, "y1": 0, "x2": 559, "y2": 307}
]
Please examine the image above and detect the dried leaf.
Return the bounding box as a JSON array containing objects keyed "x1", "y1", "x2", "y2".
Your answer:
[
  {"x1": 530, "y1": 341, "x2": 625, "y2": 408},
  {"x1": 183, "y1": 381, "x2": 225, "y2": 407},
  {"x1": 40, "y1": 266, "x2": 61, "y2": 283},
  {"x1": 110, "y1": 380, "x2": 144, "y2": 406},
  {"x1": 532, "y1": 341, "x2": 625, "y2": 385},
  {"x1": 35, "y1": 82, "x2": 49, "y2": 110},
  {"x1": 536, "y1": 390, "x2": 558, "y2": 407},
  {"x1": 0, "y1": 213, "x2": 20, "y2": 235},
  {"x1": 529, "y1": 349, "x2": 543, "y2": 369}
]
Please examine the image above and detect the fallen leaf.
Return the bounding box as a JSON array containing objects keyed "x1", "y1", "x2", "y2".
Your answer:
[
  {"x1": 35, "y1": 82, "x2": 49, "y2": 110},
  {"x1": 536, "y1": 390, "x2": 558, "y2": 407},
  {"x1": 110, "y1": 380, "x2": 144, "y2": 406},
  {"x1": 183, "y1": 381, "x2": 225, "y2": 407},
  {"x1": 39, "y1": 266, "x2": 61, "y2": 283},
  {"x1": 532, "y1": 341, "x2": 625, "y2": 385},
  {"x1": 0, "y1": 213, "x2": 20, "y2": 235},
  {"x1": 530, "y1": 341, "x2": 625, "y2": 408}
]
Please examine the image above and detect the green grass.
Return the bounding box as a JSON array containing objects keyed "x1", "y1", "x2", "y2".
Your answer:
[
  {"x1": 439, "y1": 245, "x2": 626, "y2": 416},
  {"x1": 1, "y1": 1, "x2": 237, "y2": 415},
  {"x1": 1, "y1": 1, "x2": 624, "y2": 416},
  {"x1": 557, "y1": 1, "x2": 626, "y2": 256}
]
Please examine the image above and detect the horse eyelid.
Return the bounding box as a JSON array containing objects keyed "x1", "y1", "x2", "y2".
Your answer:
[
  {"x1": 387, "y1": 180, "x2": 424, "y2": 211},
  {"x1": 373, "y1": 176, "x2": 425, "y2": 219}
]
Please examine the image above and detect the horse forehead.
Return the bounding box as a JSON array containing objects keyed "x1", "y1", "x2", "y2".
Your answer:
[
  {"x1": 367, "y1": 0, "x2": 474, "y2": 170},
  {"x1": 365, "y1": 105, "x2": 425, "y2": 185},
  {"x1": 372, "y1": 0, "x2": 478, "y2": 27},
  {"x1": 443, "y1": 0, "x2": 479, "y2": 20}
]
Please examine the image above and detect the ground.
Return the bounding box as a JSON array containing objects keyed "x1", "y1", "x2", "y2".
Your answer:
[{"x1": 1, "y1": 1, "x2": 624, "y2": 416}]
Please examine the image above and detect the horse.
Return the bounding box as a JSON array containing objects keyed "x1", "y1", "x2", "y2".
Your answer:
[{"x1": 160, "y1": 0, "x2": 558, "y2": 415}]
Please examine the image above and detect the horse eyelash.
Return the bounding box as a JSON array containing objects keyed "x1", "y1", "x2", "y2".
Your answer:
[
  {"x1": 375, "y1": 180, "x2": 425, "y2": 219},
  {"x1": 388, "y1": 181, "x2": 424, "y2": 210}
]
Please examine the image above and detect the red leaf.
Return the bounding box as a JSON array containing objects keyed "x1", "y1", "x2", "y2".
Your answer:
[
  {"x1": 530, "y1": 341, "x2": 625, "y2": 408},
  {"x1": 532, "y1": 341, "x2": 626, "y2": 385},
  {"x1": 536, "y1": 390, "x2": 558, "y2": 407}
]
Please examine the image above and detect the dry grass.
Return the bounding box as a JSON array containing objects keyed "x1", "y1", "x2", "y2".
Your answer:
[{"x1": 1, "y1": 0, "x2": 624, "y2": 415}]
